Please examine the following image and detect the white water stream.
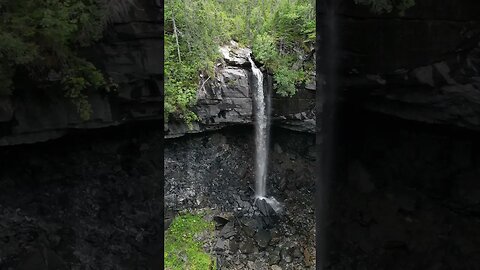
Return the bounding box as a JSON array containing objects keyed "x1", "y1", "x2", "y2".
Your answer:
[
  {"x1": 248, "y1": 55, "x2": 282, "y2": 213},
  {"x1": 248, "y1": 56, "x2": 268, "y2": 198}
]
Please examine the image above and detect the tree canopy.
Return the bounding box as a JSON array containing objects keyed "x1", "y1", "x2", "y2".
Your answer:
[
  {"x1": 0, "y1": 0, "x2": 121, "y2": 120},
  {"x1": 164, "y1": 0, "x2": 316, "y2": 123}
]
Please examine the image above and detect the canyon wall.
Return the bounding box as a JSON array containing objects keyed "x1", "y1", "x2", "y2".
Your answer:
[{"x1": 0, "y1": 0, "x2": 163, "y2": 146}]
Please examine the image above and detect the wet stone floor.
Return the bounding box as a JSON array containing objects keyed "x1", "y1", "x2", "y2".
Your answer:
[{"x1": 164, "y1": 130, "x2": 316, "y2": 270}]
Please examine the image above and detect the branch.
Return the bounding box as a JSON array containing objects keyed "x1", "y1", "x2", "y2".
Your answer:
[
  {"x1": 200, "y1": 76, "x2": 211, "y2": 92},
  {"x1": 171, "y1": 12, "x2": 181, "y2": 62}
]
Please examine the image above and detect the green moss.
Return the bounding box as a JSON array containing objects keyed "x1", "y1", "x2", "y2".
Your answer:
[{"x1": 164, "y1": 212, "x2": 216, "y2": 270}]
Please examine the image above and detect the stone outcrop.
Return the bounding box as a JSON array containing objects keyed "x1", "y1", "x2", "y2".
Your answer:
[
  {"x1": 0, "y1": 0, "x2": 162, "y2": 146},
  {"x1": 165, "y1": 41, "x2": 316, "y2": 138}
]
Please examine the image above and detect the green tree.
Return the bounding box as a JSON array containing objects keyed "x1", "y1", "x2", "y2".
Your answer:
[
  {"x1": 164, "y1": 0, "x2": 316, "y2": 123},
  {"x1": 0, "y1": 0, "x2": 120, "y2": 120}
]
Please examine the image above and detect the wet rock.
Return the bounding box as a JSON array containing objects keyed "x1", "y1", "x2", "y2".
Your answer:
[
  {"x1": 260, "y1": 216, "x2": 275, "y2": 229},
  {"x1": 213, "y1": 216, "x2": 230, "y2": 227},
  {"x1": 220, "y1": 222, "x2": 236, "y2": 239},
  {"x1": 256, "y1": 199, "x2": 276, "y2": 217},
  {"x1": 255, "y1": 229, "x2": 272, "y2": 248}
]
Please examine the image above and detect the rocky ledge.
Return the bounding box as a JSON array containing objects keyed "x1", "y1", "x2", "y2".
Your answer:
[
  {"x1": 165, "y1": 41, "x2": 316, "y2": 138},
  {"x1": 0, "y1": 0, "x2": 162, "y2": 146},
  {"x1": 335, "y1": 0, "x2": 480, "y2": 131}
]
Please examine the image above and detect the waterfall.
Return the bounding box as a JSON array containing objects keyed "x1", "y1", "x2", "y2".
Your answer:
[
  {"x1": 249, "y1": 55, "x2": 282, "y2": 213},
  {"x1": 248, "y1": 55, "x2": 268, "y2": 198}
]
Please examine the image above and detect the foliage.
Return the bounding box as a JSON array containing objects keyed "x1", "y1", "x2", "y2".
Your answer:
[
  {"x1": 164, "y1": 212, "x2": 216, "y2": 270},
  {"x1": 354, "y1": 0, "x2": 415, "y2": 15},
  {"x1": 164, "y1": 0, "x2": 316, "y2": 122},
  {"x1": 164, "y1": 0, "x2": 232, "y2": 124},
  {"x1": 0, "y1": 0, "x2": 118, "y2": 120}
]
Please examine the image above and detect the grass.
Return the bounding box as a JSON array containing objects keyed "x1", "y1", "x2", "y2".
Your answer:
[{"x1": 164, "y1": 212, "x2": 216, "y2": 270}]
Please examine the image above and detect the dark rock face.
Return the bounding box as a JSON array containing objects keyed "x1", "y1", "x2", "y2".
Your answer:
[
  {"x1": 164, "y1": 42, "x2": 316, "y2": 138},
  {"x1": 0, "y1": 124, "x2": 163, "y2": 269},
  {"x1": 164, "y1": 127, "x2": 315, "y2": 269},
  {"x1": 327, "y1": 109, "x2": 480, "y2": 269},
  {"x1": 0, "y1": 0, "x2": 162, "y2": 146},
  {"x1": 333, "y1": 1, "x2": 480, "y2": 130},
  {"x1": 271, "y1": 87, "x2": 316, "y2": 133}
]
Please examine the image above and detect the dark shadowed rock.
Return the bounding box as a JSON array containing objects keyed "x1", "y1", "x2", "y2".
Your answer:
[
  {"x1": 337, "y1": 1, "x2": 480, "y2": 131},
  {"x1": 255, "y1": 198, "x2": 276, "y2": 217},
  {"x1": 213, "y1": 216, "x2": 230, "y2": 227},
  {"x1": 255, "y1": 229, "x2": 272, "y2": 248},
  {"x1": 0, "y1": 0, "x2": 162, "y2": 146},
  {"x1": 220, "y1": 222, "x2": 236, "y2": 239},
  {"x1": 240, "y1": 238, "x2": 256, "y2": 254},
  {"x1": 229, "y1": 240, "x2": 239, "y2": 253},
  {"x1": 17, "y1": 248, "x2": 68, "y2": 270},
  {"x1": 348, "y1": 160, "x2": 375, "y2": 193}
]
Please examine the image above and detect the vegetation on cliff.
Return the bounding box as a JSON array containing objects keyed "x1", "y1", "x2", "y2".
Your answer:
[
  {"x1": 164, "y1": 0, "x2": 315, "y2": 123},
  {"x1": 0, "y1": 0, "x2": 123, "y2": 120}
]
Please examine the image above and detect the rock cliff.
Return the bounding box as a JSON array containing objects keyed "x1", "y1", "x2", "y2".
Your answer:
[
  {"x1": 164, "y1": 41, "x2": 316, "y2": 138},
  {"x1": 1, "y1": 0, "x2": 479, "y2": 145},
  {"x1": 333, "y1": 0, "x2": 480, "y2": 130},
  {"x1": 0, "y1": 0, "x2": 163, "y2": 146}
]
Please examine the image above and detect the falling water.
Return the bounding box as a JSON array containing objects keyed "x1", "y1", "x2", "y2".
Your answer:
[
  {"x1": 248, "y1": 55, "x2": 283, "y2": 213},
  {"x1": 248, "y1": 55, "x2": 268, "y2": 198}
]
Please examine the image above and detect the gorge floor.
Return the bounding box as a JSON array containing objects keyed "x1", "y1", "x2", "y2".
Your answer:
[{"x1": 164, "y1": 127, "x2": 316, "y2": 270}]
